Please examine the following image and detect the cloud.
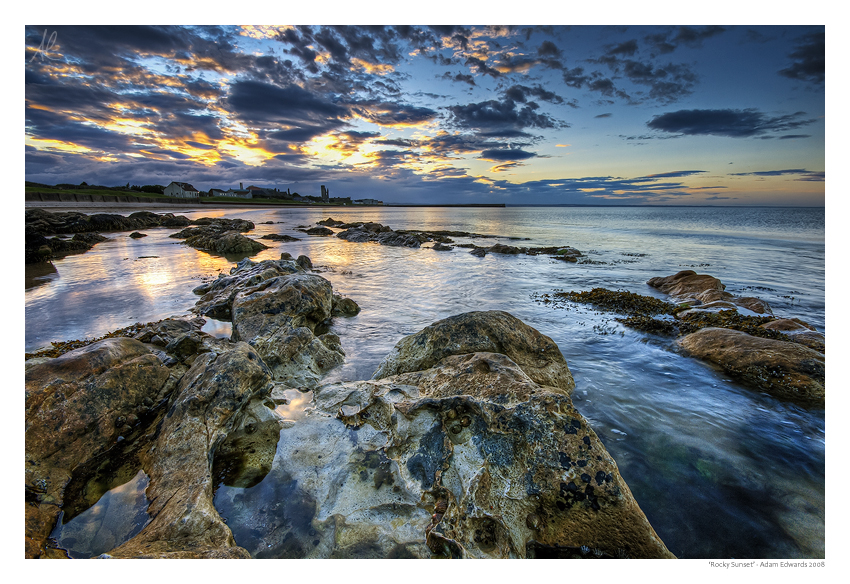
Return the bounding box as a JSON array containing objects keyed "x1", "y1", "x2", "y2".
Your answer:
[
  {"x1": 729, "y1": 168, "x2": 824, "y2": 181},
  {"x1": 644, "y1": 26, "x2": 725, "y2": 55},
  {"x1": 647, "y1": 108, "x2": 817, "y2": 137},
  {"x1": 350, "y1": 101, "x2": 439, "y2": 127},
  {"x1": 446, "y1": 96, "x2": 562, "y2": 137},
  {"x1": 478, "y1": 149, "x2": 537, "y2": 162},
  {"x1": 504, "y1": 84, "x2": 564, "y2": 105},
  {"x1": 226, "y1": 80, "x2": 348, "y2": 126},
  {"x1": 779, "y1": 31, "x2": 825, "y2": 85}
]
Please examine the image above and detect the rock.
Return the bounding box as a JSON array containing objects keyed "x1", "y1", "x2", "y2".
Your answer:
[
  {"x1": 470, "y1": 247, "x2": 487, "y2": 257},
  {"x1": 230, "y1": 272, "x2": 344, "y2": 387},
  {"x1": 106, "y1": 343, "x2": 272, "y2": 558},
  {"x1": 170, "y1": 218, "x2": 265, "y2": 257},
  {"x1": 487, "y1": 243, "x2": 523, "y2": 254},
  {"x1": 317, "y1": 218, "x2": 345, "y2": 227},
  {"x1": 25, "y1": 338, "x2": 173, "y2": 557},
  {"x1": 432, "y1": 242, "x2": 453, "y2": 251},
  {"x1": 372, "y1": 310, "x2": 575, "y2": 394},
  {"x1": 296, "y1": 255, "x2": 313, "y2": 270},
  {"x1": 677, "y1": 328, "x2": 824, "y2": 405},
  {"x1": 260, "y1": 234, "x2": 300, "y2": 242},
  {"x1": 337, "y1": 224, "x2": 421, "y2": 248},
  {"x1": 301, "y1": 226, "x2": 334, "y2": 236},
  {"x1": 733, "y1": 296, "x2": 774, "y2": 315},
  {"x1": 214, "y1": 339, "x2": 673, "y2": 558},
  {"x1": 647, "y1": 270, "x2": 726, "y2": 300},
  {"x1": 129, "y1": 232, "x2": 146, "y2": 239},
  {"x1": 202, "y1": 259, "x2": 345, "y2": 388},
  {"x1": 332, "y1": 293, "x2": 361, "y2": 316},
  {"x1": 25, "y1": 209, "x2": 191, "y2": 237},
  {"x1": 213, "y1": 395, "x2": 285, "y2": 489},
  {"x1": 760, "y1": 319, "x2": 825, "y2": 352},
  {"x1": 192, "y1": 258, "x2": 303, "y2": 320},
  {"x1": 183, "y1": 231, "x2": 267, "y2": 256}
]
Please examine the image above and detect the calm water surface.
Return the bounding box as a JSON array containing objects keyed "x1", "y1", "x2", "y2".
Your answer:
[{"x1": 29, "y1": 205, "x2": 825, "y2": 559}]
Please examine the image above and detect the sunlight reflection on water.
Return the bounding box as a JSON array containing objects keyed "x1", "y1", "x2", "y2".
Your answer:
[{"x1": 27, "y1": 205, "x2": 824, "y2": 558}]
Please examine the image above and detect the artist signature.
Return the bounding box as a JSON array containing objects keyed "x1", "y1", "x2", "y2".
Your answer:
[{"x1": 29, "y1": 29, "x2": 60, "y2": 63}]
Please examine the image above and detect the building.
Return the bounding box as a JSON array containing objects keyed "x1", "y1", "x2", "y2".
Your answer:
[
  {"x1": 224, "y1": 188, "x2": 252, "y2": 199},
  {"x1": 354, "y1": 198, "x2": 384, "y2": 205},
  {"x1": 163, "y1": 181, "x2": 200, "y2": 198},
  {"x1": 208, "y1": 188, "x2": 227, "y2": 197}
]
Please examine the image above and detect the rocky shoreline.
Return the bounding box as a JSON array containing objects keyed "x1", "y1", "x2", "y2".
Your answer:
[
  {"x1": 25, "y1": 246, "x2": 675, "y2": 558},
  {"x1": 25, "y1": 210, "x2": 824, "y2": 559},
  {"x1": 538, "y1": 270, "x2": 825, "y2": 406}
]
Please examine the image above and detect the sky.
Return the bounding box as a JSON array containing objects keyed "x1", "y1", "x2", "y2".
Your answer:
[{"x1": 23, "y1": 18, "x2": 826, "y2": 206}]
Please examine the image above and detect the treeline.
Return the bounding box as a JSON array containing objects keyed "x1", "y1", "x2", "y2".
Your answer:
[{"x1": 26, "y1": 181, "x2": 165, "y2": 194}]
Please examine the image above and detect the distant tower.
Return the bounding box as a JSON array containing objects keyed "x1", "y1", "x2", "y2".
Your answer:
[
  {"x1": 240, "y1": 182, "x2": 243, "y2": 190},
  {"x1": 321, "y1": 185, "x2": 329, "y2": 203}
]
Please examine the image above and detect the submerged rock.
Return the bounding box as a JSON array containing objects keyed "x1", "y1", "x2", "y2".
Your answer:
[{"x1": 260, "y1": 233, "x2": 300, "y2": 242}]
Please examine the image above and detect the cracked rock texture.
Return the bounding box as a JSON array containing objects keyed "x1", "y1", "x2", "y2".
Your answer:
[
  {"x1": 25, "y1": 338, "x2": 173, "y2": 558},
  {"x1": 107, "y1": 343, "x2": 272, "y2": 558},
  {"x1": 214, "y1": 314, "x2": 673, "y2": 559}
]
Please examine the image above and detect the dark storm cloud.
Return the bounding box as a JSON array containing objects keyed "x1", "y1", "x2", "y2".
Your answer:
[
  {"x1": 562, "y1": 67, "x2": 590, "y2": 88},
  {"x1": 647, "y1": 109, "x2": 817, "y2": 137},
  {"x1": 25, "y1": 106, "x2": 138, "y2": 151},
  {"x1": 537, "y1": 40, "x2": 561, "y2": 57},
  {"x1": 478, "y1": 149, "x2": 537, "y2": 162},
  {"x1": 778, "y1": 134, "x2": 811, "y2": 140},
  {"x1": 226, "y1": 80, "x2": 348, "y2": 125},
  {"x1": 779, "y1": 31, "x2": 825, "y2": 85},
  {"x1": 673, "y1": 26, "x2": 726, "y2": 48},
  {"x1": 350, "y1": 101, "x2": 439, "y2": 127},
  {"x1": 595, "y1": 113, "x2": 613, "y2": 118},
  {"x1": 446, "y1": 97, "x2": 562, "y2": 136}
]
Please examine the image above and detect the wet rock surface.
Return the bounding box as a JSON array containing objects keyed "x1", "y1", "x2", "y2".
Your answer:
[
  {"x1": 25, "y1": 338, "x2": 173, "y2": 557},
  {"x1": 107, "y1": 343, "x2": 273, "y2": 558},
  {"x1": 372, "y1": 310, "x2": 575, "y2": 393},
  {"x1": 25, "y1": 254, "x2": 672, "y2": 559},
  {"x1": 677, "y1": 328, "x2": 824, "y2": 405},
  {"x1": 215, "y1": 321, "x2": 673, "y2": 559},
  {"x1": 170, "y1": 218, "x2": 267, "y2": 256},
  {"x1": 539, "y1": 271, "x2": 824, "y2": 406},
  {"x1": 25, "y1": 208, "x2": 191, "y2": 236}
]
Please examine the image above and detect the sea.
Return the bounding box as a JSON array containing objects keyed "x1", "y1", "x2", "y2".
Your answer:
[{"x1": 26, "y1": 205, "x2": 826, "y2": 559}]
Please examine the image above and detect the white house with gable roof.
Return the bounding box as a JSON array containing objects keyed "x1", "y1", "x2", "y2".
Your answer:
[{"x1": 163, "y1": 181, "x2": 200, "y2": 198}]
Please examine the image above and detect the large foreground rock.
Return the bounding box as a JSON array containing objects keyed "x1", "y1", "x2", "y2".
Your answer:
[
  {"x1": 372, "y1": 310, "x2": 575, "y2": 393},
  {"x1": 106, "y1": 343, "x2": 273, "y2": 558},
  {"x1": 215, "y1": 316, "x2": 673, "y2": 558},
  {"x1": 25, "y1": 338, "x2": 173, "y2": 557},
  {"x1": 677, "y1": 328, "x2": 824, "y2": 405}
]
